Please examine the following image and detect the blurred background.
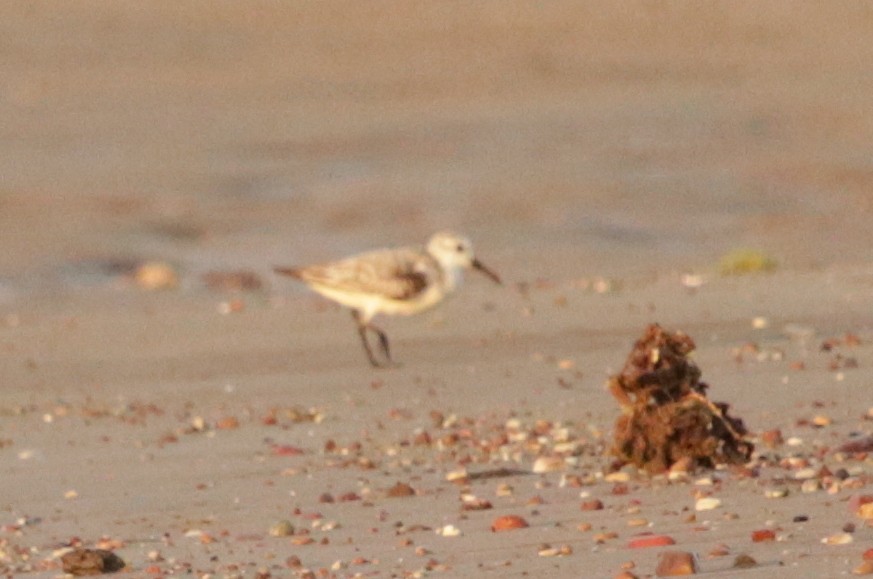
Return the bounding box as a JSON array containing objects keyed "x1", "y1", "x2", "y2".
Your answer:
[{"x1": 2, "y1": 2, "x2": 873, "y2": 301}]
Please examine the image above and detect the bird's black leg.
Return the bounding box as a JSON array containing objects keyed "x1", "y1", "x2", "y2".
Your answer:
[
  {"x1": 351, "y1": 310, "x2": 382, "y2": 367},
  {"x1": 371, "y1": 323, "x2": 393, "y2": 364}
]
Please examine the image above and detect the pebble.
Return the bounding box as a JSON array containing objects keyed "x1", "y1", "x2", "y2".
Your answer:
[
  {"x1": 854, "y1": 561, "x2": 873, "y2": 576},
  {"x1": 495, "y1": 483, "x2": 514, "y2": 497},
  {"x1": 655, "y1": 551, "x2": 698, "y2": 576},
  {"x1": 538, "y1": 544, "x2": 572, "y2": 557},
  {"x1": 490, "y1": 515, "x2": 529, "y2": 532},
  {"x1": 269, "y1": 520, "x2": 295, "y2": 537},
  {"x1": 733, "y1": 554, "x2": 757, "y2": 569},
  {"x1": 581, "y1": 499, "x2": 604, "y2": 511},
  {"x1": 794, "y1": 467, "x2": 818, "y2": 480},
  {"x1": 849, "y1": 495, "x2": 873, "y2": 516},
  {"x1": 812, "y1": 415, "x2": 832, "y2": 427},
  {"x1": 751, "y1": 529, "x2": 776, "y2": 543},
  {"x1": 134, "y1": 261, "x2": 178, "y2": 290},
  {"x1": 695, "y1": 497, "x2": 721, "y2": 511},
  {"x1": 764, "y1": 488, "x2": 789, "y2": 499},
  {"x1": 821, "y1": 532, "x2": 853, "y2": 545},
  {"x1": 761, "y1": 429, "x2": 784, "y2": 448},
  {"x1": 605, "y1": 471, "x2": 631, "y2": 483},
  {"x1": 628, "y1": 534, "x2": 675, "y2": 549},
  {"x1": 532, "y1": 456, "x2": 564, "y2": 473},
  {"x1": 461, "y1": 494, "x2": 493, "y2": 511},
  {"x1": 386, "y1": 482, "x2": 416, "y2": 498},
  {"x1": 436, "y1": 524, "x2": 461, "y2": 537},
  {"x1": 446, "y1": 468, "x2": 468, "y2": 482},
  {"x1": 593, "y1": 531, "x2": 619, "y2": 544},
  {"x1": 801, "y1": 479, "x2": 821, "y2": 493}
]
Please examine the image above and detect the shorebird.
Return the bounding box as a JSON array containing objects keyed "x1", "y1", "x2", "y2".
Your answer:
[{"x1": 274, "y1": 231, "x2": 501, "y2": 367}]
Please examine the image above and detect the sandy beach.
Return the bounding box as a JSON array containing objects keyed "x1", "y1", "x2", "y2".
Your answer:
[{"x1": 1, "y1": 3, "x2": 872, "y2": 577}]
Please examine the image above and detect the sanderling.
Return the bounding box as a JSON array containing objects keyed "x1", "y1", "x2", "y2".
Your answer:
[{"x1": 274, "y1": 231, "x2": 501, "y2": 367}]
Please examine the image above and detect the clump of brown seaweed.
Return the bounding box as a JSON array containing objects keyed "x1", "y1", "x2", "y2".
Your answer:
[{"x1": 609, "y1": 324, "x2": 754, "y2": 474}]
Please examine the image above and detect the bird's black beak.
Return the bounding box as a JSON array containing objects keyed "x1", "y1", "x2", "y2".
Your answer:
[{"x1": 472, "y1": 258, "x2": 502, "y2": 284}]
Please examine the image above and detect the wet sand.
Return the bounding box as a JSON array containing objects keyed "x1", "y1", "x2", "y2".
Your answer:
[{"x1": 1, "y1": 2, "x2": 872, "y2": 577}]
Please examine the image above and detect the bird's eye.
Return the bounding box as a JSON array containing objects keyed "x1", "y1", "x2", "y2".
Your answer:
[{"x1": 456, "y1": 243, "x2": 464, "y2": 252}]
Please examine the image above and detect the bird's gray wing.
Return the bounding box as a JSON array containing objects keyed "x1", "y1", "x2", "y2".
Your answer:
[{"x1": 297, "y1": 248, "x2": 434, "y2": 300}]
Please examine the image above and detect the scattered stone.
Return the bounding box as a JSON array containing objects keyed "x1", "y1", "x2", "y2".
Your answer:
[
  {"x1": 215, "y1": 416, "x2": 240, "y2": 430},
  {"x1": 655, "y1": 550, "x2": 698, "y2": 576},
  {"x1": 801, "y1": 479, "x2": 821, "y2": 494},
  {"x1": 581, "y1": 499, "x2": 604, "y2": 511},
  {"x1": 794, "y1": 467, "x2": 817, "y2": 480},
  {"x1": 628, "y1": 534, "x2": 675, "y2": 549},
  {"x1": 532, "y1": 456, "x2": 564, "y2": 473},
  {"x1": 812, "y1": 415, "x2": 832, "y2": 427},
  {"x1": 760, "y1": 429, "x2": 784, "y2": 448},
  {"x1": 837, "y1": 436, "x2": 873, "y2": 454},
  {"x1": 134, "y1": 261, "x2": 178, "y2": 290},
  {"x1": 593, "y1": 531, "x2": 619, "y2": 543},
  {"x1": 849, "y1": 495, "x2": 873, "y2": 519},
  {"x1": 495, "y1": 483, "x2": 514, "y2": 497},
  {"x1": 436, "y1": 524, "x2": 461, "y2": 537},
  {"x1": 460, "y1": 494, "x2": 493, "y2": 511},
  {"x1": 853, "y1": 560, "x2": 873, "y2": 576},
  {"x1": 695, "y1": 497, "x2": 721, "y2": 511},
  {"x1": 386, "y1": 482, "x2": 416, "y2": 498},
  {"x1": 821, "y1": 532, "x2": 853, "y2": 545},
  {"x1": 764, "y1": 487, "x2": 789, "y2": 499},
  {"x1": 733, "y1": 554, "x2": 757, "y2": 569},
  {"x1": 446, "y1": 469, "x2": 469, "y2": 484},
  {"x1": 269, "y1": 520, "x2": 295, "y2": 537},
  {"x1": 61, "y1": 549, "x2": 125, "y2": 575},
  {"x1": 751, "y1": 529, "x2": 776, "y2": 543},
  {"x1": 751, "y1": 316, "x2": 769, "y2": 329},
  {"x1": 538, "y1": 543, "x2": 572, "y2": 557},
  {"x1": 491, "y1": 515, "x2": 529, "y2": 532}
]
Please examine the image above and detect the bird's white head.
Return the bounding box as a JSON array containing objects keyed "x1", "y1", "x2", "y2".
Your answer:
[{"x1": 426, "y1": 231, "x2": 501, "y2": 284}]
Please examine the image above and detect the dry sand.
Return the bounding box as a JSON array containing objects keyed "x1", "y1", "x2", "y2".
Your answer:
[{"x1": 1, "y1": 2, "x2": 872, "y2": 577}]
